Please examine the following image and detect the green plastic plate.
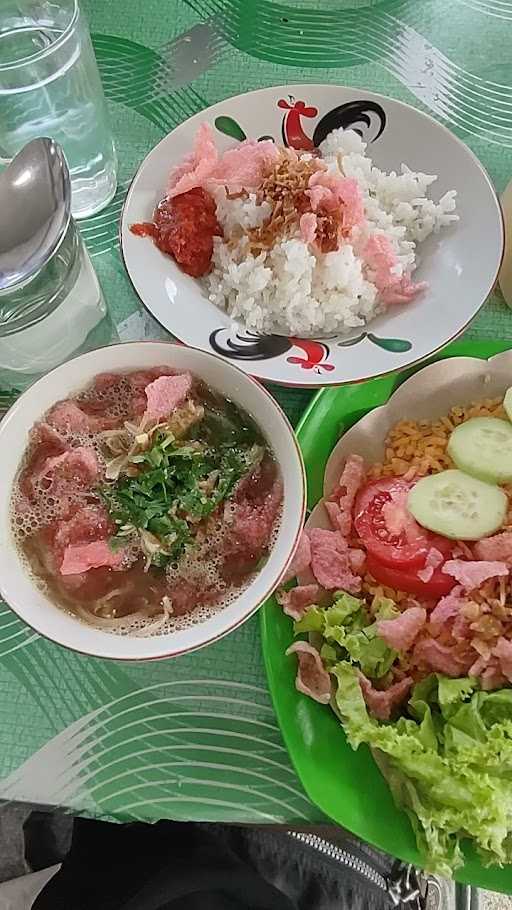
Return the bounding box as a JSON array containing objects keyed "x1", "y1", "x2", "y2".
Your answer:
[{"x1": 260, "y1": 339, "x2": 512, "y2": 892}]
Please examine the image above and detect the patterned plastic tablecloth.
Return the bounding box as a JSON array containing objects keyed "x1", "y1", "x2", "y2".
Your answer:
[{"x1": 0, "y1": 0, "x2": 511, "y2": 826}]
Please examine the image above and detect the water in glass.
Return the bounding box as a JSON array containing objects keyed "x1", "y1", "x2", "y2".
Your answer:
[{"x1": 0, "y1": 1, "x2": 117, "y2": 218}]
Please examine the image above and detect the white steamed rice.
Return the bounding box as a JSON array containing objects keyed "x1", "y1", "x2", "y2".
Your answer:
[{"x1": 205, "y1": 129, "x2": 458, "y2": 337}]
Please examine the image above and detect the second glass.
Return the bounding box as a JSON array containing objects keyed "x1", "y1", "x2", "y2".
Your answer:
[{"x1": 0, "y1": 0, "x2": 117, "y2": 218}]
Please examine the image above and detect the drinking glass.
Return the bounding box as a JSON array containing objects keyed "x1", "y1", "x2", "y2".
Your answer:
[
  {"x1": 0, "y1": 219, "x2": 117, "y2": 390},
  {"x1": 0, "y1": 0, "x2": 117, "y2": 218}
]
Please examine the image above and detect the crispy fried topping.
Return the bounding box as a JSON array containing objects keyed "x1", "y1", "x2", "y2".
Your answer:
[{"x1": 247, "y1": 151, "x2": 319, "y2": 253}]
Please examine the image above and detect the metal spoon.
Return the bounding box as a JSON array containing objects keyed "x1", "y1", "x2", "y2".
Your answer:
[{"x1": 0, "y1": 138, "x2": 71, "y2": 292}]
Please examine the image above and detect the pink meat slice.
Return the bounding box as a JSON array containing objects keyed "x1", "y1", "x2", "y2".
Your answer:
[
  {"x1": 47, "y1": 400, "x2": 119, "y2": 433},
  {"x1": 328, "y1": 454, "x2": 365, "y2": 537},
  {"x1": 281, "y1": 530, "x2": 311, "y2": 584},
  {"x1": 54, "y1": 504, "x2": 113, "y2": 554},
  {"x1": 474, "y1": 532, "x2": 512, "y2": 563},
  {"x1": 308, "y1": 527, "x2": 344, "y2": 551},
  {"x1": 286, "y1": 641, "x2": 331, "y2": 704},
  {"x1": 324, "y1": 500, "x2": 343, "y2": 533},
  {"x1": 276, "y1": 583, "x2": 323, "y2": 621},
  {"x1": 41, "y1": 447, "x2": 99, "y2": 487},
  {"x1": 127, "y1": 367, "x2": 176, "y2": 416},
  {"x1": 168, "y1": 124, "x2": 279, "y2": 197},
  {"x1": 358, "y1": 673, "x2": 413, "y2": 721},
  {"x1": 26, "y1": 447, "x2": 100, "y2": 514},
  {"x1": 223, "y1": 477, "x2": 283, "y2": 568},
  {"x1": 363, "y1": 234, "x2": 426, "y2": 304},
  {"x1": 413, "y1": 637, "x2": 470, "y2": 677},
  {"x1": 452, "y1": 612, "x2": 472, "y2": 642},
  {"x1": 299, "y1": 212, "x2": 318, "y2": 245},
  {"x1": 381, "y1": 485, "x2": 422, "y2": 541},
  {"x1": 429, "y1": 586, "x2": 466, "y2": 634},
  {"x1": 306, "y1": 172, "x2": 365, "y2": 230},
  {"x1": 310, "y1": 531, "x2": 361, "y2": 594},
  {"x1": 376, "y1": 606, "x2": 427, "y2": 652},
  {"x1": 348, "y1": 548, "x2": 366, "y2": 574},
  {"x1": 417, "y1": 547, "x2": 445, "y2": 584},
  {"x1": 30, "y1": 421, "x2": 69, "y2": 453},
  {"x1": 481, "y1": 667, "x2": 506, "y2": 691},
  {"x1": 442, "y1": 559, "x2": 509, "y2": 590},
  {"x1": 469, "y1": 654, "x2": 488, "y2": 677},
  {"x1": 493, "y1": 637, "x2": 512, "y2": 682},
  {"x1": 53, "y1": 503, "x2": 123, "y2": 583},
  {"x1": 60, "y1": 540, "x2": 125, "y2": 576},
  {"x1": 144, "y1": 373, "x2": 192, "y2": 422}
]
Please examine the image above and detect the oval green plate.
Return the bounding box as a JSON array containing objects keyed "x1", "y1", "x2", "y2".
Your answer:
[{"x1": 260, "y1": 338, "x2": 512, "y2": 892}]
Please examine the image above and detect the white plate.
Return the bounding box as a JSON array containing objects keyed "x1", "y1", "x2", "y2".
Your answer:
[{"x1": 121, "y1": 84, "x2": 503, "y2": 388}]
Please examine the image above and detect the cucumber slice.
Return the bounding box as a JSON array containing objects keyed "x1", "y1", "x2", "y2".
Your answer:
[
  {"x1": 407, "y1": 469, "x2": 507, "y2": 540},
  {"x1": 504, "y1": 387, "x2": 512, "y2": 423},
  {"x1": 447, "y1": 417, "x2": 512, "y2": 484}
]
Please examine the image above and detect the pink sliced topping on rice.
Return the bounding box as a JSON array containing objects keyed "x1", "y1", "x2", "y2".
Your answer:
[
  {"x1": 363, "y1": 234, "x2": 426, "y2": 305},
  {"x1": 286, "y1": 641, "x2": 331, "y2": 704},
  {"x1": 442, "y1": 559, "x2": 509, "y2": 590},
  {"x1": 276, "y1": 583, "x2": 323, "y2": 621},
  {"x1": 358, "y1": 673, "x2": 413, "y2": 721},
  {"x1": 306, "y1": 172, "x2": 365, "y2": 230},
  {"x1": 299, "y1": 212, "x2": 317, "y2": 245},
  {"x1": 168, "y1": 122, "x2": 219, "y2": 196},
  {"x1": 169, "y1": 124, "x2": 279, "y2": 197},
  {"x1": 381, "y1": 276, "x2": 428, "y2": 306},
  {"x1": 144, "y1": 373, "x2": 192, "y2": 422},
  {"x1": 377, "y1": 606, "x2": 427, "y2": 652}
]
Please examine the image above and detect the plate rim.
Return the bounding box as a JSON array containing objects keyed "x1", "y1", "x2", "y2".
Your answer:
[{"x1": 119, "y1": 82, "x2": 505, "y2": 389}]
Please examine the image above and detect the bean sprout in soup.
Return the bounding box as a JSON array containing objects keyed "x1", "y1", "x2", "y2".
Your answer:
[{"x1": 11, "y1": 367, "x2": 283, "y2": 636}]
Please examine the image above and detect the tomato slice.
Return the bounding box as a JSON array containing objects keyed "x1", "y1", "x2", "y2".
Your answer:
[
  {"x1": 354, "y1": 477, "x2": 451, "y2": 569},
  {"x1": 366, "y1": 554, "x2": 456, "y2": 598}
]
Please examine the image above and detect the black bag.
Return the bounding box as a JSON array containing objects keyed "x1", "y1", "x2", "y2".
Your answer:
[{"x1": 30, "y1": 816, "x2": 460, "y2": 910}]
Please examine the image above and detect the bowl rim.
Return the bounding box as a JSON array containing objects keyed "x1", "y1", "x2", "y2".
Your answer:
[
  {"x1": 0, "y1": 340, "x2": 307, "y2": 661},
  {"x1": 119, "y1": 82, "x2": 505, "y2": 389}
]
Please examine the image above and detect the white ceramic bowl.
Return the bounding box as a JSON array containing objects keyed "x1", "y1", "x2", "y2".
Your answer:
[
  {"x1": 0, "y1": 342, "x2": 306, "y2": 660},
  {"x1": 121, "y1": 83, "x2": 504, "y2": 388}
]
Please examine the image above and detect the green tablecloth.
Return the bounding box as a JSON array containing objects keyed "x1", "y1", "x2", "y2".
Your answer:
[{"x1": 0, "y1": 0, "x2": 511, "y2": 825}]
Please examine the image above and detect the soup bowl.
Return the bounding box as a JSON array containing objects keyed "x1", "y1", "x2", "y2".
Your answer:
[{"x1": 0, "y1": 342, "x2": 306, "y2": 660}]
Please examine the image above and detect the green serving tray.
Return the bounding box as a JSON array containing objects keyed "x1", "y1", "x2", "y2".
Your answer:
[{"x1": 260, "y1": 338, "x2": 512, "y2": 893}]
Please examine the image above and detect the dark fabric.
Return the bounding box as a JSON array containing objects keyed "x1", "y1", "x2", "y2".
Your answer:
[
  {"x1": 23, "y1": 809, "x2": 72, "y2": 872},
  {"x1": 33, "y1": 819, "x2": 297, "y2": 910}
]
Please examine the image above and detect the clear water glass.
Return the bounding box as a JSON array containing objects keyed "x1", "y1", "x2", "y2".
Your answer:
[
  {"x1": 0, "y1": 0, "x2": 117, "y2": 218},
  {"x1": 0, "y1": 218, "x2": 115, "y2": 390}
]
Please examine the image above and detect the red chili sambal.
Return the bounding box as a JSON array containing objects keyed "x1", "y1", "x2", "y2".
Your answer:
[{"x1": 130, "y1": 187, "x2": 222, "y2": 278}]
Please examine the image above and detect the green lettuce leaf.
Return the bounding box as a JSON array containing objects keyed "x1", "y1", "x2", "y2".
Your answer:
[
  {"x1": 331, "y1": 662, "x2": 512, "y2": 876},
  {"x1": 294, "y1": 593, "x2": 396, "y2": 679}
]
